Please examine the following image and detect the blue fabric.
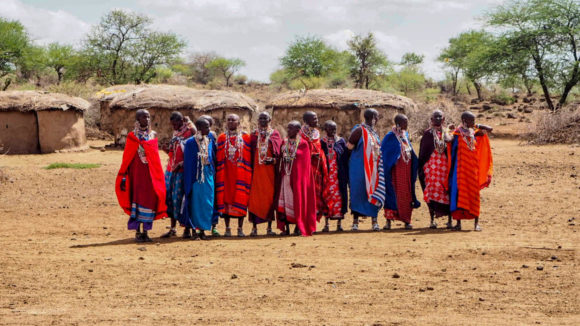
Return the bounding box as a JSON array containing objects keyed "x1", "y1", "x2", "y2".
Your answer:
[
  {"x1": 349, "y1": 126, "x2": 380, "y2": 218},
  {"x1": 165, "y1": 170, "x2": 184, "y2": 220},
  {"x1": 380, "y1": 131, "x2": 420, "y2": 211},
  {"x1": 321, "y1": 137, "x2": 350, "y2": 215},
  {"x1": 449, "y1": 135, "x2": 460, "y2": 212},
  {"x1": 183, "y1": 136, "x2": 216, "y2": 230},
  {"x1": 129, "y1": 203, "x2": 156, "y2": 223}
]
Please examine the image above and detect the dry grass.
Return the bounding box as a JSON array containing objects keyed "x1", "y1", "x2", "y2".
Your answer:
[
  {"x1": 409, "y1": 97, "x2": 462, "y2": 139},
  {"x1": 528, "y1": 105, "x2": 580, "y2": 144}
]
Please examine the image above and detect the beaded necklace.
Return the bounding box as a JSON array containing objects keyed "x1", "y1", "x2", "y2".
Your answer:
[
  {"x1": 196, "y1": 134, "x2": 210, "y2": 183},
  {"x1": 301, "y1": 125, "x2": 320, "y2": 141},
  {"x1": 431, "y1": 127, "x2": 446, "y2": 154},
  {"x1": 134, "y1": 121, "x2": 152, "y2": 164},
  {"x1": 256, "y1": 127, "x2": 273, "y2": 165},
  {"x1": 282, "y1": 135, "x2": 301, "y2": 175},
  {"x1": 393, "y1": 127, "x2": 412, "y2": 163},
  {"x1": 225, "y1": 130, "x2": 243, "y2": 162},
  {"x1": 323, "y1": 136, "x2": 338, "y2": 160},
  {"x1": 362, "y1": 123, "x2": 380, "y2": 163},
  {"x1": 458, "y1": 126, "x2": 476, "y2": 151}
]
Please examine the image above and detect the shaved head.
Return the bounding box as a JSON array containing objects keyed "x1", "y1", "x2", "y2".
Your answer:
[
  {"x1": 461, "y1": 111, "x2": 475, "y2": 121},
  {"x1": 394, "y1": 113, "x2": 408, "y2": 126}
]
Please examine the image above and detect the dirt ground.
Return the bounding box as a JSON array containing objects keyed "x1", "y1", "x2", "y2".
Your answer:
[{"x1": 0, "y1": 138, "x2": 578, "y2": 325}]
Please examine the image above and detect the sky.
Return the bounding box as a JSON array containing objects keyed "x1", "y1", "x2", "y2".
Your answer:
[{"x1": 0, "y1": 0, "x2": 503, "y2": 82}]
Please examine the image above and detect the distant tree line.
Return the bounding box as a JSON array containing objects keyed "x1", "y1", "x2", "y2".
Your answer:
[{"x1": 0, "y1": 0, "x2": 578, "y2": 110}]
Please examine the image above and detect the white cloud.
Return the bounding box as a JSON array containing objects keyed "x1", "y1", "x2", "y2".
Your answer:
[{"x1": 0, "y1": 0, "x2": 90, "y2": 46}]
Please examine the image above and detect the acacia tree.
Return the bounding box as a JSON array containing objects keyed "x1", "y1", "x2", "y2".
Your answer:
[
  {"x1": 45, "y1": 43, "x2": 74, "y2": 84},
  {"x1": 487, "y1": 0, "x2": 579, "y2": 111},
  {"x1": 186, "y1": 51, "x2": 218, "y2": 84},
  {"x1": 0, "y1": 18, "x2": 29, "y2": 89},
  {"x1": 84, "y1": 10, "x2": 185, "y2": 85},
  {"x1": 206, "y1": 57, "x2": 245, "y2": 87},
  {"x1": 347, "y1": 32, "x2": 389, "y2": 89}
]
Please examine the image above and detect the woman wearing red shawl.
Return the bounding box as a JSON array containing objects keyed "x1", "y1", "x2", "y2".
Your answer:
[
  {"x1": 248, "y1": 112, "x2": 282, "y2": 236},
  {"x1": 320, "y1": 120, "x2": 349, "y2": 232},
  {"x1": 418, "y1": 110, "x2": 453, "y2": 229},
  {"x1": 161, "y1": 112, "x2": 196, "y2": 239},
  {"x1": 215, "y1": 114, "x2": 253, "y2": 237},
  {"x1": 381, "y1": 114, "x2": 421, "y2": 230},
  {"x1": 448, "y1": 111, "x2": 493, "y2": 231},
  {"x1": 115, "y1": 109, "x2": 167, "y2": 242},
  {"x1": 301, "y1": 111, "x2": 330, "y2": 223},
  {"x1": 276, "y1": 121, "x2": 317, "y2": 236}
]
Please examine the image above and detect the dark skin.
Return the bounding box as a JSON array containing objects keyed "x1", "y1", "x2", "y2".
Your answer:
[
  {"x1": 161, "y1": 116, "x2": 184, "y2": 237},
  {"x1": 281, "y1": 122, "x2": 302, "y2": 236},
  {"x1": 347, "y1": 109, "x2": 380, "y2": 230},
  {"x1": 200, "y1": 115, "x2": 219, "y2": 234},
  {"x1": 303, "y1": 112, "x2": 319, "y2": 159},
  {"x1": 223, "y1": 114, "x2": 244, "y2": 233},
  {"x1": 257, "y1": 112, "x2": 275, "y2": 165},
  {"x1": 427, "y1": 111, "x2": 453, "y2": 229},
  {"x1": 322, "y1": 122, "x2": 343, "y2": 231},
  {"x1": 192, "y1": 119, "x2": 211, "y2": 240},
  {"x1": 347, "y1": 109, "x2": 379, "y2": 149},
  {"x1": 455, "y1": 114, "x2": 492, "y2": 231},
  {"x1": 251, "y1": 113, "x2": 275, "y2": 234},
  {"x1": 386, "y1": 114, "x2": 412, "y2": 230}
]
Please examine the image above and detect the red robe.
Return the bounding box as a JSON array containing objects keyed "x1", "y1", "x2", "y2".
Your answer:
[
  {"x1": 276, "y1": 137, "x2": 317, "y2": 236},
  {"x1": 300, "y1": 128, "x2": 330, "y2": 220},
  {"x1": 215, "y1": 132, "x2": 253, "y2": 217},
  {"x1": 115, "y1": 132, "x2": 167, "y2": 220}
]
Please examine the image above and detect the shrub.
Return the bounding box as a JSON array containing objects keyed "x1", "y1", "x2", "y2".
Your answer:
[
  {"x1": 529, "y1": 106, "x2": 580, "y2": 144},
  {"x1": 44, "y1": 163, "x2": 101, "y2": 170}
]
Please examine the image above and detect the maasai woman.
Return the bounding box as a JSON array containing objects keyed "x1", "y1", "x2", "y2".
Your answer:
[
  {"x1": 182, "y1": 117, "x2": 216, "y2": 240},
  {"x1": 347, "y1": 109, "x2": 385, "y2": 231},
  {"x1": 381, "y1": 114, "x2": 420, "y2": 230},
  {"x1": 276, "y1": 121, "x2": 317, "y2": 236},
  {"x1": 301, "y1": 111, "x2": 330, "y2": 223},
  {"x1": 161, "y1": 112, "x2": 196, "y2": 238},
  {"x1": 115, "y1": 109, "x2": 167, "y2": 242},
  {"x1": 199, "y1": 114, "x2": 220, "y2": 237},
  {"x1": 216, "y1": 114, "x2": 253, "y2": 237},
  {"x1": 418, "y1": 110, "x2": 453, "y2": 229},
  {"x1": 248, "y1": 112, "x2": 282, "y2": 236},
  {"x1": 320, "y1": 120, "x2": 349, "y2": 232},
  {"x1": 448, "y1": 111, "x2": 493, "y2": 231}
]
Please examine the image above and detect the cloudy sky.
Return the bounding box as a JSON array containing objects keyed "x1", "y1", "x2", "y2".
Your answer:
[{"x1": 1, "y1": 0, "x2": 503, "y2": 81}]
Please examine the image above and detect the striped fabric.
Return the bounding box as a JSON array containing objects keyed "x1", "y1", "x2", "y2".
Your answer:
[
  {"x1": 215, "y1": 132, "x2": 253, "y2": 217},
  {"x1": 130, "y1": 203, "x2": 156, "y2": 223},
  {"x1": 361, "y1": 126, "x2": 386, "y2": 207}
]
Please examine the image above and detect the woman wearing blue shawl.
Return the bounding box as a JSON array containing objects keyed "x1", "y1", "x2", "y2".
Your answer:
[{"x1": 381, "y1": 114, "x2": 420, "y2": 230}]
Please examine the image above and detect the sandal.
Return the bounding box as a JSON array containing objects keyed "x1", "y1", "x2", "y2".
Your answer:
[
  {"x1": 141, "y1": 233, "x2": 153, "y2": 242},
  {"x1": 446, "y1": 222, "x2": 453, "y2": 229},
  {"x1": 430, "y1": 222, "x2": 437, "y2": 229},
  {"x1": 237, "y1": 227, "x2": 246, "y2": 237},
  {"x1": 266, "y1": 228, "x2": 277, "y2": 236},
  {"x1": 372, "y1": 223, "x2": 380, "y2": 231},
  {"x1": 250, "y1": 228, "x2": 258, "y2": 237},
  {"x1": 224, "y1": 227, "x2": 232, "y2": 237},
  {"x1": 383, "y1": 222, "x2": 391, "y2": 230},
  {"x1": 161, "y1": 229, "x2": 177, "y2": 238},
  {"x1": 321, "y1": 225, "x2": 330, "y2": 233},
  {"x1": 405, "y1": 223, "x2": 413, "y2": 230},
  {"x1": 336, "y1": 225, "x2": 344, "y2": 232},
  {"x1": 198, "y1": 231, "x2": 208, "y2": 240},
  {"x1": 135, "y1": 231, "x2": 143, "y2": 242},
  {"x1": 182, "y1": 229, "x2": 192, "y2": 239},
  {"x1": 474, "y1": 224, "x2": 482, "y2": 232},
  {"x1": 211, "y1": 228, "x2": 221, "y2": 237},
  {"x1": 351, "y1": 224, "x2": 359, "y2": 231}
]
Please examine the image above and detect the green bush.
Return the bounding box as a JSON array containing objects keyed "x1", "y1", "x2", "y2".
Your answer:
[{"x1": 44, "y1": 163, "x2": 101, "y2": 170}]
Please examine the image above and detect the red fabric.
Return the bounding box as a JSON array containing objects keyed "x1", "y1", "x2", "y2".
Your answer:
[
  {"x1": 115, "y1": 132, "x2": 167, "y2": 220},
  {"x1": 129, "y1": 155, "x2": 158, "y2": 212},
  {"x1": 384, "y1": 157, "x2": 413, "y2": 224},
  {"x1": 325, "y1": 145, "x2": 343, "y2": 219},
  {"x1": 276, "y1": 137, "x2": 317, "y2": 236},
  {"x1": 248, "y1": 130, "x2": 281, "y2": 222},
  {"x1": 423, "y1": 150, "x2": 449, "y2": 206},
  {"x1": 447, "y1": 131, "x2": 493, "y2": 220},
  {"x1": 215, "y1": 132, "x2": 253, "y2": 217},
  {"x1": 166, "y1": 127, "x2": 195, "y2": 173},
  {"x1": 300, "y1": 130, "x2": 329, "y2": 220}
]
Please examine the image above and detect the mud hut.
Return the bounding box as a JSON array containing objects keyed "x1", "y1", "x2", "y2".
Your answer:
[
  {"x1": 93, "y1": 85, "x2": 258, "y2": 145},
  {"x1": 266, "y1": 89, "x2": 418, "y2": 137},
  {"x1": 0, "y1": 91, "x2": 88, "y2": 154}
]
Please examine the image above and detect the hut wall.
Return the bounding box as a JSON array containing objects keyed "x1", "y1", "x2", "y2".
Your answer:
[
  {"x1": 98, "y1": 101, "x2": 113, "y2": 132},
  {"x1": 37, "y1": 110, "x2": 87, "y2": 153},
  {"x1": 271, "y1": 107, "x2": 359, "y2": 138},
  {"x1": 111, "y1": 108, "x2": 254, "y2": 145},
  {"x1": 0, "y1": 111, "x2": 39, "y2": 154}
]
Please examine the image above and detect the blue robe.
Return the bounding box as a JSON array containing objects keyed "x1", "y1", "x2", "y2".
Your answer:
[
  {"x1": 349, "y1": 126, "x2": 381, "y2": 218},
  {"x1": 182, "y1": 136, "x2": 217, "y2": 231},
  {"x1": 380, "y1": 131, "x2": 420, "y2": 211}
]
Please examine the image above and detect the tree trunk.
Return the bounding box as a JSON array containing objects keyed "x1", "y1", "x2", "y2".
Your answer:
[
  {"x1": 557, "y1": 61, "x2": 579, "y2": 110},
  {"x1": 532, "y1": 54, "x2": 555, "y2": 111},
  {"x1": 2, "y1": 78, "x2": 11, "y2": 91},
  {"x1": 473, "y1": 81, "x2": 483, "y2": 101},
  {"x1": 465, "y1": 81, "x2": 472, "y2": 96},
  {"x1": 57, "y1": 68, "x2": 63, "y2": 85},
  {"x1": 452, "y1": 69, "x2": 459, "y2": 96}
]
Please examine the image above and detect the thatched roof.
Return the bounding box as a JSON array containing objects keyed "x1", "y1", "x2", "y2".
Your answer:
[
  {"x1": 94, "y1": 84, "x2": 258, "y2": 112},
  {"x1": 266, "y1": 88, "x2": 417, "y2": 112},
  {"x1": 0, "y1": 91, "x2": 89, "y2": 112}
]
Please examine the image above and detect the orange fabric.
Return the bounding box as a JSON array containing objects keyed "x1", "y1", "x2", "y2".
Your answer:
[
  {"x1": 248, "y1": 144, "x2": 276, "y2": 219},
  {"x1": 447, "y1": 131, "x2": 493, "y2": 219}
]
